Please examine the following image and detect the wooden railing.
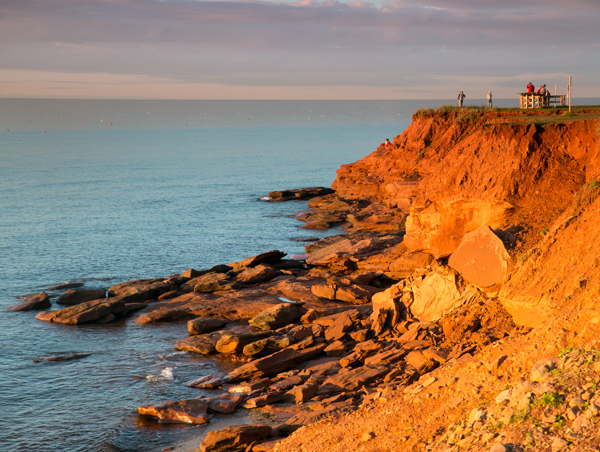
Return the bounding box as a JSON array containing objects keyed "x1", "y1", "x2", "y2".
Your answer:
[{"x1": 518, "y1": 93, "x2": 566, "y2": 109}]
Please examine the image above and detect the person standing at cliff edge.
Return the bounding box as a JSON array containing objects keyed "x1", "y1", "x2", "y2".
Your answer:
[
  {"x1": 457, "y1": 90, "x2": 466, "y2": 107},
  {"x1": 385, "y1": 139, "x2": 391, "y2": 148},
  {"x1": 487, "y1": 91, "x2": 493, "y2": 108}
]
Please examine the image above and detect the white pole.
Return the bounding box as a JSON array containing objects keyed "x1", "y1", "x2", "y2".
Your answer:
[{"x1": 569, "y1": 75, "x2": 572, "y2": 112}]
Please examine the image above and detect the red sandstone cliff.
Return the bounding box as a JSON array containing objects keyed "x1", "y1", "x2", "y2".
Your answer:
[{"x1": 333, "y1": 109, "x2": 600, "y2": 258}]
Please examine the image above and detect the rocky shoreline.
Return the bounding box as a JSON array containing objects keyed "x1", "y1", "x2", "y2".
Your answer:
[{"x1": 10, "y1": 106, "x2": 600, "y2": 452}]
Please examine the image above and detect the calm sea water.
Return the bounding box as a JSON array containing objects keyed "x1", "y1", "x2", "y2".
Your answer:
[{"x1": 1, "y1": 97, "x2": 597, "y2": 452}]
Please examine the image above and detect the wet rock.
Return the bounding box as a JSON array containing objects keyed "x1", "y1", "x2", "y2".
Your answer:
[
  {"x1": 48, "y1": 281, "x2": 84, "y2": 290},
  {"x1": 8, "y1": 292, "x2": 51, "y2": 311},
  {"x1": 268, "y1": 187, "x2": 334, "y2": 201},
  {"x1": 249, "y1": 302, "x2": 307, "y2": 331},
  {"x1": 188, "y1": 375, "x2": 224, "y2": 389},
  {"x1": 448, "y1": 225, "x2": 513, "y2": 290},
  {"x1": 200, "y1": 424, "x2": 272, "y2": 452},
  {"x1": 57, "y1": 288, "x2": 106, "y2": 305},
  {"x1": 187, "y1": 318, "x2": 228, "y2": 335},
  {"x1": 204, "y1": 394, "x2": 246, "y2": 414},
  {"x1": 138, "y1": 399, "x2": 209, "y2": 424},
  {"x1": 33, "y1": 352, "x2": 92, "y2": 363}
]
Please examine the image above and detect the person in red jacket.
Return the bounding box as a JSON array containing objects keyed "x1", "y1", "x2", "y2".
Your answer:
[{"x1": 527, "y1": 82, "x2": 535, "y2": 93}]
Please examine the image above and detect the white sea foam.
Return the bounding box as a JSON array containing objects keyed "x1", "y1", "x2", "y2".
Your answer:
[{"x1": 146, "y1": 366, "x2": 176, "y2": 382}]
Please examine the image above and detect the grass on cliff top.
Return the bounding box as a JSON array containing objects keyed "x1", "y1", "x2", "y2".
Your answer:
[{"x1": 413, "y1": 105, "x2": 600, "y2": 127}]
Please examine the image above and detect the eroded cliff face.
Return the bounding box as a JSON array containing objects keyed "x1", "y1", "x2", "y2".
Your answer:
[{"x1": 333, "y1": 110, "x2": 600, "y2": 259}]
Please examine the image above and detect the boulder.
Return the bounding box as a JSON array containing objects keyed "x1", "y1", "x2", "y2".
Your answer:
[
  {"x1": 8, "y1": 292, "x2": 51, "y2": 311},
  {"x1": 370, "y1": 284, "x2": 407, "y2": 329},
  {"x1": 448, "y1": 225, "x2": 513, "y2": 290},
  {"x1": 57, "y1": 288, "x2": 106, "y2": 305},
  {"x1": 108, "y1": 279, "x2": 171, "y2": 302},
  {"x1": 249, "y1": 302, "x2": 307, "y2": 331},
  {"x1": 200, "y1": 424, "x2": 272, "y2": 452},
  {"x1": 410, "y1": 270, "x2": 462, "y2": 322},
  {"x1": 187, "y1": 318, "x2": 228, "y2": 335},
  {"x1": 138, "y1": 399, "x2": 209, "y2": 424}
]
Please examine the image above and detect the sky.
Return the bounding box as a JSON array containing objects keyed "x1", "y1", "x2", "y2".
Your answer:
[{"x1": 1, "y1": 0, "x2": 599, "y2": 100}]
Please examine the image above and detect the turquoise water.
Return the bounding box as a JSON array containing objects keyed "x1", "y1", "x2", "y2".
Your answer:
[
  {"x1": 0, "y1": 99, "x2": 412, "y2": 452},
  {"x1": 2, "y1": 97, "x2": 597, "y2": 451}
]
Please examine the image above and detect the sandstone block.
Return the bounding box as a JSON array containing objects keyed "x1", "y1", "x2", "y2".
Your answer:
[
  {"x1": 448, "y1": 225, "x2": 513, "y2": 290},
  {"x1": 138, "y1": 399, "x2": 209, "y2": 424}
]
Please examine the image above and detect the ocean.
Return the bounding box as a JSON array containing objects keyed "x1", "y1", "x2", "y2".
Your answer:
[{"x1": 0, "y1": 97, "x2": 596, "y2": 451}]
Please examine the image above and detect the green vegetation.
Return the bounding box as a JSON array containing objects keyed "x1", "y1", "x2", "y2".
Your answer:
[
  {"x1": 540, "y1": 228, "x2": 549, "y2": 237},
  {"x1": 558, "y1": 345, "x2": 576, "y2": 357},
  {"x1": 412, "y1": 105, "x2": 600, "y2": 125},
  {"x1": 536, "y1": 392, "x2": 563, "y2": 408}
]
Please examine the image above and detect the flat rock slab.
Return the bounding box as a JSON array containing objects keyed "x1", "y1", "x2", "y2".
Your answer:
[
  {"x1": 57, "y1": 288, "x2": 106, "y2": 305},
  {"x1": 108, "y1": 278, "x2": 171, "y2": 303},
  {"x1": 134, "y1": 289, "x2": 288, "y2": 324},
  {"x1": 249, "y1": 302, "x2": 307, "y2": 331},
  {"x1": 138, "y1": 399, "x2": 209, "y2": 424},
  {"x1": 188, "y1": 318, "x2": 228, "y2": 335},
  {"x1": 225, "y1": 343, "x2": 327, "y2": 382},
  {"x1": 200, "y1": 424, "x2": 272, "y2": 452},
  {"x1": 35, "y1": 297, "x2": 140, "y2": 325},
  {"x1": 8, "y1": 292, "x2": 51, "y2": 311},
  {"x1": 318, "y1": 364, "x2": 390, "y2": 393}
]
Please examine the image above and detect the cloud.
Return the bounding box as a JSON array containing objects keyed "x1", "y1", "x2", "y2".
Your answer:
[{"x1": 1, "y1": 0, "x2": 599, "y2": 98}]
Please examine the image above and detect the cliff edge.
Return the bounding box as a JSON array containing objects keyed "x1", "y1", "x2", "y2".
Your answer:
[{"x1": 274, "y1": 106, "x2": 600, "y2": 452}]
